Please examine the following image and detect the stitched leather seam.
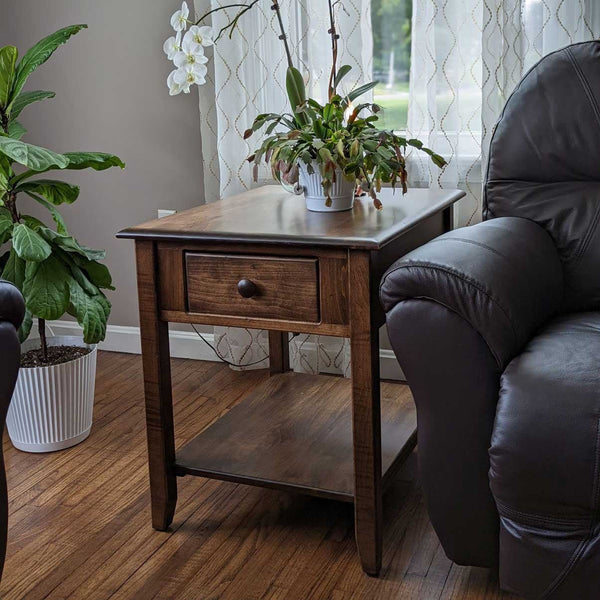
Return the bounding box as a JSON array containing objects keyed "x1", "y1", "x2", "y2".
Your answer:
[
  {"x1": 564, "y1": 48, "x2": 600, "y2": 270},
  {"x1": 427, "y1": 237, "x2": 507, "y2": 261},
  {"x1": 593, "y1": 417, "x2": 600, "y2": 515},
  {"x1": 567, "y1": 47, "x2": 600, "y2": 129},
  {"x1": 483, "y1": 42, "x2": 596, "y2": 215},
  {"x1": 538, "y1": 419, "x2": 600, "y2": 600},
  {"x1": 484, "y1": 42, "x2": 600, "y2": 217},
  {"x1": 380, "y1": 263, "x2": 519, "y2": 357},
  {"x1": 392, "y1": 294, "x2": 504, "y2": 367},
  {"x1": 571, "y1": 200, "x2": 600, "y2": 271},
  {"x1": 541, "y1": 537, "x2": 589, "y2": 600},
  {"x1": 495, "y1": 501, "x2": 592, "y2": 527}
]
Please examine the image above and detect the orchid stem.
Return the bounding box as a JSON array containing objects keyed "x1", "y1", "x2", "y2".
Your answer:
[
  {"x1": 327, "y1": 0, "x2": 339, "y2": 100},
  {"x1": 196, "y1": 0, "x2": 261, "y2": 42},
  {"x1": 271, "y1": 0, "x2": 294, "y2": 70}
]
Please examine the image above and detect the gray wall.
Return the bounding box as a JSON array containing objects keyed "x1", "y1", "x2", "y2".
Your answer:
[{"x1": 0, "y1": 0, "x2": 205, "y2": 327}]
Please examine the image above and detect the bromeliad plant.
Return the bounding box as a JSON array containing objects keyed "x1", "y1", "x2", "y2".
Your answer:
[
  {"x1": 0, "y1": 25, "x2": 125, "y2": 360},
  {"x1": 166, "y1": 0, "x2": 445, "y2": 208}
]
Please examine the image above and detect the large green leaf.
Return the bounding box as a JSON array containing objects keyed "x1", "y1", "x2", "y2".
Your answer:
[
  {"x1": 69, "y1": 262, "x2": 99, "y2": 296},
  {"x1": 56, "y1": 247, "x2": 99, "y2": 296},
  {"x1": 71, "y1": 254, "x2": 113, "y2": 290},
  {"x1": 333, "y1": 64, "x2": 352, "y2": 90},
  {"x1": 11, "y1": 152, "x2": 124, "y2": 185},
  {"x1": 10, "y1": 90, "x2": 55, "y2": 119},
  {"x1": 0, "y1": 137, "x2": 68, "y2": 171},
  {"x1": 1, "y1": 247, "x2": 25, "y2": 289},
  {"x1": 12, "y1": 223, "x2": 52, "y2": 262},
  {"x1": 20, "y1": 214, "x2": 46, "y2": 231},
  {"x1": 0, "y1": 250, "x2": 9, "y2": 273},
  {"x1": 63, "y1": 152, "x2": 125, "y2": 171},
  {"x1": 0, "y1": 46, "x2": 17, "y2": 107},
  {"x1": 0, "y1": 154, "x2": 12, "y2": 181},
  {"x1": 17, "y1": 179, "x2": 79, "y2": 204},
  {"x1": 0, "y1": 207, "x2": 13, "y2": 244},
  {"x1": 38, "y1": 227, "x2": 105, "y2": 261},
  {"x1": 346, "y1": 81, "x2": 378, "y2": 104},
  {"x1": 286, "y1": 67, "x2": 307, "y2": 126},
  {"x1": 24, "y1": 192, "x2": 68, "y2": 234},
  {"x1": 0, "y1": 168, "x2": 8, "y2": 195},
  {"x1": 6, "y1": 120, "x2": 26, "y2": 140},
  {"x1": 23, "y1": 255, "x2": 71, "y2": 321},
  {"x1": 10, "y1": 25, "x2": 87, "y2": 105},
  {"x1": 18, "y1": 308, "x2": 33, "y2": 343},
  {"x1": 68, "y1": 279, "x2": 110, "y2": 344}
]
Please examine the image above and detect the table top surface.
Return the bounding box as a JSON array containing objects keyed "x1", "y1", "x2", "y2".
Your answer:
[{"x1": 118, "y1": 185, "x2": 464, "y2": 250}]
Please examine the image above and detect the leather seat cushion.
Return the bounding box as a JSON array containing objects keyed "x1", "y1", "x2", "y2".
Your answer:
[{"x1": 489, "y1": 312, "x2": 600, "y2": 598}]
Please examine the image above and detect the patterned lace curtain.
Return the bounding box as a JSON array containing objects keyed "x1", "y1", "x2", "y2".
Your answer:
[
  {"x1": 193, "y1": 0, "x2": 372, "y2": 374},
  {"x1": 408, "y1": 0, "x2": 600, "y2": 227}
]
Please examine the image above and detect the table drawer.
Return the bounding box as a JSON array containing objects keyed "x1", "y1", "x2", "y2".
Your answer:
[{"x1": 185, "y1": 253, "x2": 320, "y2": 322}]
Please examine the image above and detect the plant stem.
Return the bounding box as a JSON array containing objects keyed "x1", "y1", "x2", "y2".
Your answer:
[
  {"x1": 39, "y1": 318, "x2": 48, "y2": 362},
  {"x1": 327, "y1": 0, "x2": 339, "y2": 100},
  {"x1": 195, "y1": 0, "x2": 293, "y2": 69},
  {"x1": 5, "y1": 191, "x2": 19, "y2": 223},
  {"x1": 196, "y1": 0, "x2": 261, "y2": 43},
  {"x1": 271, "y1": 0, "x2": 294, "y2": 70},
  {"x1": 0, "y1": 107, "x2": 8, "y2": 135},
  {"x1": 195, "y1": 3, "x2": 256, "y2": 25}
]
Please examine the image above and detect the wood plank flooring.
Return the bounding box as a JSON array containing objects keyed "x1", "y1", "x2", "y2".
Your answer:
[{"x1": 0, "y1": 352, "x2": 517, "y2": 600}]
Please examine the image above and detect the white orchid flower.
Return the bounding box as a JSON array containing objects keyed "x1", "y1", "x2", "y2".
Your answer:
[
  {"x1": 170, "y1": 1, "x2": 189, "y2": 32},
  {"x1": 173, "y1": 38, "x2": 209, "y2": 69},
  {"x1": 184, "y1": 26, "x2": 214, "y2": 54},
  {"x1": 163, "y1": 31, "x2": 182, "y2": 61},
  {"x1": 167, "y1": 69, "x2": 187, "y2": 95},
  {"x1": 171, "y1": 64, "x2": 207, "y2": 94}
]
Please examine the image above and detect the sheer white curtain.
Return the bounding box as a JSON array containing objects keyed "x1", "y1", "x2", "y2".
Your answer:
[
  {"x1": 193, "y1": 0, "x2": 372, "y2": 373},
  {"x1": 408, "y1": 0, "x2": 600, "y2": 227}
]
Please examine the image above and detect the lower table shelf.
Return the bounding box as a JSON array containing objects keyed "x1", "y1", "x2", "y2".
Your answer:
[{"x1": 175, "y1": 372, "x2": 417, "y2": 502}]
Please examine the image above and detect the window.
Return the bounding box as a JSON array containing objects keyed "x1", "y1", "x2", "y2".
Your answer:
[{"x1": 371, "y1": 0, "x2": 412, "y2": 132}]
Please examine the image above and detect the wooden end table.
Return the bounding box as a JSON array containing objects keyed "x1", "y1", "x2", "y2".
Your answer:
[{"x1": 118, "y1": 185, "x2": 463, "y2": 576}]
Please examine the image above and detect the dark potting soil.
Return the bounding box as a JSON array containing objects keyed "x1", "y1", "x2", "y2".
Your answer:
[{"x1": 21, "y1": 345, "x2": 91, "y2": 368}]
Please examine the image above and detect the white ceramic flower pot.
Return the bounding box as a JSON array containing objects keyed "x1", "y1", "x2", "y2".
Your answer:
[
  {"x1": 7, "y1": 336, "x2": 97, "y2": 453},
  {"x1": 299, "y1": 162, "x2": 355, "y2": 212}
]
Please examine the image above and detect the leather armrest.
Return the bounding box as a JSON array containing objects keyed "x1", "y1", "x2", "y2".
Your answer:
[
  {"x1": 0, "y1": 280, "x2": 25, "y2": 330},
  {"x1": 380, "y1": 217, "x2": 563, "y2": 369}
]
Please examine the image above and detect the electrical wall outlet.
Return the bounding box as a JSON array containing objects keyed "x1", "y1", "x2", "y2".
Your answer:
[{"x1": 157, "y1": 209, "x2": 177, "y2": 219}]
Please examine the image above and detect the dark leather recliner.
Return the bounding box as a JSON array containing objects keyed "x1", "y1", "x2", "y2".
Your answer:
[
  {"x1": 381, "y1": 41, "x2": 600, "y2": 599},
  {"x1": 0, "y1": 280, "x2": 24, "y2": 581}
]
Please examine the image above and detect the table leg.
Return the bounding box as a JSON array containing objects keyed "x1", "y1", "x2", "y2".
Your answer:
[
  {"x1": 268, "y1": 331, "x2": 290, "y2": 374},
  {"x1": 135, "y1": 241, "x2": 177, "y2": 531},
  {"x1": 349, "y1": 250, "x2": 383, "y2": 576}
]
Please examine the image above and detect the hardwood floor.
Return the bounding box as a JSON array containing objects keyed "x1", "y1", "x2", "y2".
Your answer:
[{"x1": 1, "y1": 352, "x2": 517, "y2": 600}]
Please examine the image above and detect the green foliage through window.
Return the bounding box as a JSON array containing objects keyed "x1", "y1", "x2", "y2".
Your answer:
[{"x1": 371, "y1": 0, "x2": 412, "y2": 131}]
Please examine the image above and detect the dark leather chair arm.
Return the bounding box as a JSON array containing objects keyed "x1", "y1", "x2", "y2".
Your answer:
[
  {"x1": 379, "y1": 216, "x2": 563, "y2": 567},
  {"x1": 380, "y1": 216, "x2": 563, "y2": 369},
  {"x1": 0, "y1": 281, "x2": 25, "y2": 331}
]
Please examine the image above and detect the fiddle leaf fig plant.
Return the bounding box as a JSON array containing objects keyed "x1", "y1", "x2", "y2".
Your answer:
[{"x1": 0, "y1": 24, "x2": 125, "y2": 361}]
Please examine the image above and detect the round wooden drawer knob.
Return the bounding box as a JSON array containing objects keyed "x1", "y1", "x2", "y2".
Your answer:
[{"x1": 237, "y1": 278, "x2": 258, "y2": 298}]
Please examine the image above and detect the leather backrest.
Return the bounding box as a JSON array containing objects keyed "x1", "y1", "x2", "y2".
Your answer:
[{"x1": 484, "y1": 41, "x2": 600, "y2": 312}]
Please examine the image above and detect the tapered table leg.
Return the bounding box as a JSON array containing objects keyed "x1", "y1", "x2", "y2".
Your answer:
[
  {"x1": 135, "y1": 240, "x2": 177, "y2": 531},
  {"x1": 268, "y1": 331, "x2": 290, "y2": 374},
  {"x1": 349, "y1": 250, "x2": 383, "y2": 576}
]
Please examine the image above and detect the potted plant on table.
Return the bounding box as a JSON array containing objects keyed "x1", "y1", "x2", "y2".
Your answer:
[
  {"x1": 165, "y1": 0, "x2": 445, "y2": 211},
  {"x1": 0, "y1": 25, "x2": 125, "y2": 452}
]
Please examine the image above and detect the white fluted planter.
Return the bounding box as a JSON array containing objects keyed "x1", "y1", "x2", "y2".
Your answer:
[
  {"x1": 7, "y1": 336, "x2": 97, "y2": 453},
  {"x1": 299, "y1": 162, "x2": 354, "y2": 212}
]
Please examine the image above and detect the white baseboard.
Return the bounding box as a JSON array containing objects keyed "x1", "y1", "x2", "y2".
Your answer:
[{"x1": 34, "y1": 320, "x2": 405, "y2": 381}]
